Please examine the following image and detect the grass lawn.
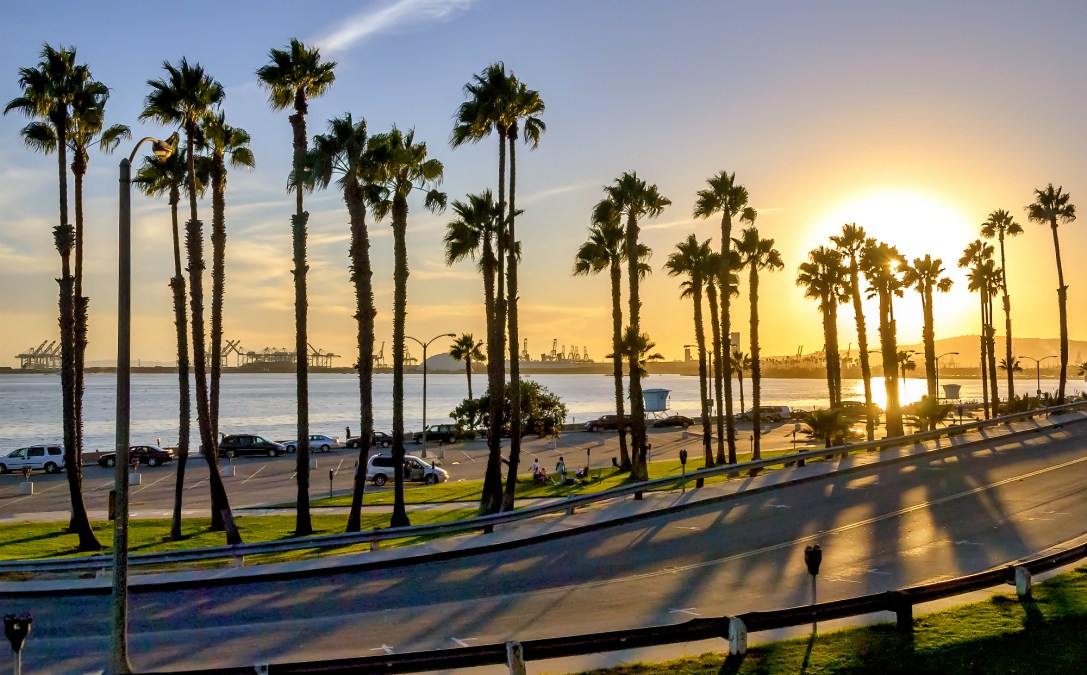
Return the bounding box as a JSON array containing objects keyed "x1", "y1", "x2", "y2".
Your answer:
[{"x1": 576, "y1": 566, "x2": 1087, "y2": 674}]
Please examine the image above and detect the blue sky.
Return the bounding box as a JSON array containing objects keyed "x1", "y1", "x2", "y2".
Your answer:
[{"x1": 3, "y1": 1, "x2": 1087, "y2": 368}]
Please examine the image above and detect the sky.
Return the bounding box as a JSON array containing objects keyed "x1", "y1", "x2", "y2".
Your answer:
[{"x1": 3, "y1": 0, "x2": 1087, "y2": 369}]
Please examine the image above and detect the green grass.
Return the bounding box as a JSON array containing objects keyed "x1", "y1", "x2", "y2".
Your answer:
[{"x1": 575, "y1": 566, "x2": 1087, "y2": 674}]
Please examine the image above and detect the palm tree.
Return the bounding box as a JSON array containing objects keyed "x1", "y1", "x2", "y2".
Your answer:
[
  {"x1": 450, "y1": 333, "x2": 486, "y2": 400},
  {"x1": 306, "y1": 112, "x2": 378, "y2": 533},
  {"x1": 141, "y1": 57, "x2": 240, "y2": 544},
  {"x1": 733, "y1": 225, "x2": 783, "y2": 460},
  {"x1": 796, "y1": 247, "x2": 849, "y2": 407},
  {"x1": 133, "y1": 142, "x2": 201, "y2": 541},
  {"x1": 256, "y1": 38, "x2": 336, "y2": 537},
  {"x1": 796, "y1": 409, "x2": 850, "y2": 448},
  {"x1": 202, "y1": 113, "x2": 253, "y2": 443},
  {"x1": 959, "y1": 240, "x2": 999, "y2": 418},
  {"x1": 702, "y1": 252, "x2": 727, "y2": 463},
  {"x1": 832, "y1": 224, "x2": 877, "y2": 441},
  {"x1": 1026, "y1": 184, "x2": 1076, "y2": 403},
  {"x1": 898, "y1": 350, "x2": 917, "y2": 381},
  {"x1": 598, "y1": 172, "x2": 670, "y2": 481},
  {"x1": 694, "y1": 171, "x2": 757, "y2": 463},
  {"x1": 665, "y1": 235, "x2": 715, "y2": 467},
  {"x1": 731, "y1": 350, "x2": 751, "y2": 418},
  {"x1": 911, "y1": 395, "x2": 954, "y2": 430},
  {"x1": 5, "y1": 44, "x2": 100, "y2": 551},
  {"x1": 368, "y1": 127, "x2": 446, "y2": 527},
  {"x1": 451, "y1": 63, "x2": 518, "y2": 514},
  {"x1": 901, "y1": 255, "x2": 953, "y2": 400},
  {"x1": 860, "y1": 242, "x2": 906, "y2": 436},
  {"x1": 999, "y1": 358, "x2": 1023, "y2": 375},
  {"x1": 981, "y1": 209, "x2": 1023, "y2": 402}
]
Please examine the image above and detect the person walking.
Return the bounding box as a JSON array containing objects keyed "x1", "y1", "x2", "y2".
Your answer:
[{"x1": 556, "y1": 456, "x2": 567, "y2": 483}]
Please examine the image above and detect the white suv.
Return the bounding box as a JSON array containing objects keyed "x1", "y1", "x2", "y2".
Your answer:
[
  {"x1": 365, "y1": 453, "x2": 449, "y2": 486},
  {"x1": 0, "y1": 445, "x2": 65, "y2": 474}
]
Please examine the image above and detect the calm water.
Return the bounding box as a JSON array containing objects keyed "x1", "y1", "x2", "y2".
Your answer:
[{"x1": 0, "y1": 371, "x2": 1072, "y2": 451}]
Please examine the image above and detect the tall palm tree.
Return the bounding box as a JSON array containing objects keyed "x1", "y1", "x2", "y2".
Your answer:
[
  {"x1": 731, "y1": 350, "x2": 751, "y2": 421},
  {"x1": 1026, "y1": 184, "x2": 1076, "y2": 403},
  {"x1": 256, "y1": 38, "x2": 336, "y2": 537},
  {"x1": 450, "y1": 333, "x2": 486, "y2": 400},
  {"x1": 702, "y1": 252, "x2": 726, "y2": 463},
  {"x1": 368, "y1": 127, "x2": 446, "y2": 527},
  {"x1": 202, "y1": 113, "x2": 253, "y2": 443},
  {"x1": 451, "y1": 63, "x2": 520, "y2": 513},
  {"x1": 796, "y1": 246, "x2": 850, "y2": 407},
  {"x1": 5, "y1": 44, "x2": 100, "y2": 551},
  {"x1": 573, "y1": 201, "x2": 648, "y2": 472},
  {"x1": 665, "y1": 235, "x2": 715, "y2": 467},
  {"x1": 502, "y1": 77, "x2": 546, "y2": 511},
  {"x1": 733, "y1": 225, "x2": 783, "y2": 460},
  {"x1": 860, "y1": 241, "x2": 906, "y2": 437},
  {"x1": 133, "y1": 142, "x2": 202, "y2": 541},
  {"x1": 832, "y1": 224, "x2": 877, "y2": 440},
  {"x1": 598, "y1": 172, "x2": 670, "y2": 481},
  {"x1": 981, "y1": 209, "x2": 1022, "y2": 402},
  {"x1": 141, "y1": 57, "x2": 240, "y2": 544},
  {"x1": 306, "y1": 112, "x2": 378, "y2": 533},
  {"x1": 901, "y1": 255, "x2": 953, "y2": 401},
  {"x1": 961, "y1": 242, "x2": 1002, "y2": 418},
  {"x1": 694, "y1": 171, "x2": 756, "y2": 463}
]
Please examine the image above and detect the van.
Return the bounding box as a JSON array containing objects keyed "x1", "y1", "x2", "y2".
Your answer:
[
  {"x1": 365, "y1": 453, "x2": 449, "y2": 486},
  {"x1": 0, "y1": 445, "x2": 65, "y2": 474},
  {"x1": 744, "y1": 406, "x2": 792, "y2": 422}
]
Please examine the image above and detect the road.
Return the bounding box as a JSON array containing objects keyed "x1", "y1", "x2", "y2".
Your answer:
[{"x1": 2, "y1": 420, "x2": 1086, "y2": 672}]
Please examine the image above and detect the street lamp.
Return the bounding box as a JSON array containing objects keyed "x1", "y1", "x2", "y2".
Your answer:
[
  {"x1": 1022, "y1": 355, "x2": 1058, "y2": 397},
  {"x1": 112, "y1": 135, "x2": 173, "y2": 673},
  {"x1": 935, "y1": 351, "x2": 959, "y2": 395},
  {"x1": 407, "y1": 332, "x2": 455, "y2": 459}
]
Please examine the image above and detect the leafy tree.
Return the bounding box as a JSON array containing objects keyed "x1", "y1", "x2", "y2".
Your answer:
[
  {"x1": 449, "y1": 333, "x2": 486, "y2": 400},
  {"x1": 5, "y1": 44, "x2": 101, "y2": 551},
  {"x1": 733, "y1": 224, "x2": 783, "y2": 460},
  {"x1": 598, "y1": 172, "x2": 670, "y2": 480},
  {"x1": 694, "y1": 171, "x2": 756, "y2": 463},
  {"x1": 450, "y1": 379, "x2": 568, "y2": 439},
  {"x1": 796, "y1": 409, "x2": 851, "y2": 448},
  {"x1": 902, "y1": 255, "x2": 952, "y2": 400},
  {"x1": 860, "y1": 241, "x2": 906, "y2": 436},
  {"x1": 368, "y1": 127, "x2": 446, "y2": 527},
  {"x1": 306, "y1": 112, "x2": 378, "y2": 533},
  {"x1": 665, "y1": 234, "x2": 715, "y2": 466},
  {"x1": 981, "y1": 209, "x2": 1023, "y2": 401},
  {"x1": 796, "y1": 246, "x2": 850, "y2": 407},
  {"x1": 1026, "y1": 184, "x2": 1076, "y2": 403},
  {"x1": 257, "y1": 38, "x2": 336, "y2": 536},
  {"x1": 141, "y1": 57, "x2": 240, "y2": 544},
  {"x1": 832, "y1": 224, "x2": 878, "y2": 441}
]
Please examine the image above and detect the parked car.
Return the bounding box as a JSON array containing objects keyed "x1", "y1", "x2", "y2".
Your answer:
[
  {"x1": 281, "y1": 434, "x2": 339, "y2": 453},
  {"x1": 365, "y1": 453, "x2": 449, "y2": 486},
  {"x1": 216, "y1": 434, "x2": 286, "y2": 458},
  {"x1": 413, "y1": 424, "x2": 470, "y2": 444},
  {"x1": 0, "y1": 445, "x2": 65, "y2": 474},
  {"x1": 835, "y1": 400, "x2": 882, "y2": 424},
  {"x1": 743, "y1": 405, "x2": 793, "y2": 422},
  {"x1": 584, "y1": 415, "x2": 633, "y2": 432},
  {"x1": 97, "y1": 445, "x2": 174, "y2": 468},
  {"x1": 652, "y1": 414, "x2": 695, "y2": 428},
  {"x1": 345, "y1": 432, "x2": 394, "y2": 449}
]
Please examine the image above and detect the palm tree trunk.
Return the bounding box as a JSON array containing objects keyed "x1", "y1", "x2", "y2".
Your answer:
[
  {"x1": 168, "y1": 191, "x2": 191, "y2": 542},
  {"x1": 692, "y1": 273, "x2": 712, "y2": 467},
  {"x1": 346, "y1": 186, "x2": 375, "y2": 532},
  {"x1": 705, "y1": 281, "x2": 726, "y2": 464},
  {"x1": 979, "y1": 301, "x2": 990, "y2": 419},
  {"x1": 719, "y1": 214, "x2": 737, "y2": 463},
  {"x1": 501, "y1": 132, "x2": 522, "y2": 512},
  {"x1": 209, "y1": 160, "x2": 226, "y2": 446},
  {"x1": 390, "y1": 199, "x2": 410, "y2": 528},
  {"x1": 922, "y1": 288, "x2": 937, "y2": 399},
  {"x1": 738, "y1": 366, "x2": 746, "y2": 415},
  {"x1": 481, "y1": 131, "x2": 508, "y2": 515},
  {"x1": 72, "y1": 161, "x2": 88, "y2": 511},
  {"x1": 289, "y1": 105, "x2": 313, "y2": 537},
  {"x1": 479, "y1": 233, "x2": 502, "y2": 516},
  {"x1": 850, "y1": 262, "x2": 875, "y2": 440},
  {"x1": 749, "y1": 265, "x2": 762, "y2": 460},
  {"x1": 627, "y1": 213, "x2": 648, "y2": 482},
  {"x1": 820, "y1": 298, "x2": 836, "y2": 407},
  {"x1": 880, "y1": 290, "x2": 904, "y2": 436},
  {"x1": 610, "y1": 261, "x2": 630, "y2": 471},
  {"x1": 1050, "y1": 223, "x2": 1068, "y2": 402},
  {"x1": 465, "y1": 358, "x2": 474, "y2": 400},
  {"x1": 986, "y1": 294, "x2": 1000, "y2": 415},
  {"x1": 998, "y1": 233, "x2": 1015, "y2": 401}
]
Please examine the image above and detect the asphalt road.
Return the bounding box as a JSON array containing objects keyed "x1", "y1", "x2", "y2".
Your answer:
[{"x1": 3, "y1": 422, "x2": 1087, "y2": 673}]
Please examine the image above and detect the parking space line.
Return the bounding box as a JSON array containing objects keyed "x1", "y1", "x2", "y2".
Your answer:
[{"x1": 242, "y1": 465, "x2": 266, "y2": 484}]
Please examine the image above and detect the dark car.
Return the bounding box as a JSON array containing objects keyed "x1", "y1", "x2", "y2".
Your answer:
[
  {"x1": 346, "y1": 432, "x2": 394, "y2": 449},
  {"x1": 835, "y1": 400, "x2": 882, "y2": 424},
  {"x1": 97, "y1": 445, "x2": 174, "y2": 468},
  {"x1": 216, "y1": 434, "x2": 285, "y2": 458},
  {"x1": 584, "y1": 415, "x2": 633, "y2": 432},
  {"x1": 413, "y1": 424, "x2": 470, "y2": 444},
  {"x1": 653, "y1": 414, "x2": 695, "y2": 428}
]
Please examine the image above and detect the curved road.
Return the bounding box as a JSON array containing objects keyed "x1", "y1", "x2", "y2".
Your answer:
[{"x1": 5, "y1": 422, "x2": 1087, "y2": 672}]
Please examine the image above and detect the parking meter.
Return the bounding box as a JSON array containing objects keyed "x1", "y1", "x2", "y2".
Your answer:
[
  {"x1": 679, "y1": 448, "x2": 688, "y2": 492},
  {"x1": 804, "y1": 544, "x2": 822, "y2": 633},
  {"x1": 5, "y1": 612, "x2": 32, "y2": 674},
  {"x1": 130, "y1": 456, "x2": 140, "y2": 472},
  {"x1": 329, "y1": 469, "x2": 335, "y2": 498},
  {"x1": 679, "y1": 448, "x2": 688, "y2": 466},
  {"x1": 20, "y1": 468, "x2": 31, "y2": 482}
]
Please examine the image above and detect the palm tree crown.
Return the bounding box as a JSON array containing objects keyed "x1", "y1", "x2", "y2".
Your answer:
[{"x1": 255, "y1": 38, "x2": 336, "y2": 115}]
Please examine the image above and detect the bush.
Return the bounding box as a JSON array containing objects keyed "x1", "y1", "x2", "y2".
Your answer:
[{"x1": 450, "y1": 379, "x2": 569, "y2": 438}]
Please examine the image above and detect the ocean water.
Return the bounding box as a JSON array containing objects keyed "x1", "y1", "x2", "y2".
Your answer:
[{"x1": 0, "y1": 371, "x2": 1072, "y2": 451}]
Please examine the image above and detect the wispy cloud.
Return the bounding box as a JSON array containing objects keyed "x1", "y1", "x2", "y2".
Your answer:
[
  {"x1": 314, "y1": 0, "x2": 477, "y2": 53},
  {"x1": 518, "y1": 181, "x2": 596, "y2": 207},
  {"x1": 642, "y1": 217, "x2": 698, "y2": 231}
]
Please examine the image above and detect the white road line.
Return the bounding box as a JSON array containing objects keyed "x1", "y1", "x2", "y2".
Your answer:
[
  {"x1": 187, "y1": 479, "x2": 208, "y2": 490},
  {"x1": 132, "y1": 472, "x2": 174, "y2": 493},
  {"x1": 242, "y1": 466, "x2": 266, "y2": 485},
  {"x1": 450, "y1": 638, "x2": 477, "y2": 648},
  {"x1": 669, "y1": 608, "x2": 701, "y2": 616},
  {"x1": 371, "y1": 645, "x2": 395, "y2": 655},
  {"x1": 828, "y1": 578, "x2": 862, "y2": 584}
]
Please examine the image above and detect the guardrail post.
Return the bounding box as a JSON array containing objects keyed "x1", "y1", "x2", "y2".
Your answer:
[
  {"x1": 566, "y1": 496, "x2": 578, "y2": 515},
  {"x1": 254, "y1": 665, "x2": 269, "y2": 675},
  {"x1": 1014, "y1": 566, "x2": 1032, "y2": 598},
  {"x1": 891, "y1": 591, "x2": 913, "y2": 631},
  {"x1": 506, "y1": 640, "x2": 527, "y2": 675},
  {"x1": 728, "y1": 616, "x2": 747, "y2": 655}
]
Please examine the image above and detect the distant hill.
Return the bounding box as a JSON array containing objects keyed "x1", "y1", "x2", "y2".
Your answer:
[{"x1": 771, "y1": 335, "x2": 1087, "y2": 368}]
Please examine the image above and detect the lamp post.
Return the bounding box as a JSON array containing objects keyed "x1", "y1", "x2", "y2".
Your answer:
[
  {"x1": 407, "y1": 333, "x2": 455, "y2": 459},
  {"x1": 935, "y1": 351, "x2": 959, "y2": 395},
  {"x1": 1022, "y1": 355, "x2": 1058, "y2": 397},
  {"x1": 112, "y1": 136, "x2": 172, "y2": 674}
]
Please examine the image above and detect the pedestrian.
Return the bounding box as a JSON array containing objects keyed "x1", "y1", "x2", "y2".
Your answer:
[
  {"x1": 556, "y1": 456, "x2": 566, "y2": 483},
  {"x1": 530, "y1": 457, "x2": 540, "y2": 477}
]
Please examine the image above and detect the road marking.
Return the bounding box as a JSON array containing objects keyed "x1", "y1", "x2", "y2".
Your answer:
[
  {"x1": 242, "y1": 466, "x2": 266, "y2": 484},
  {"x1": 955, "y1": 540, "x2": 984, "y2": 546},
  {"x1": 828, "y1": 578, "x2": 862, "y2": 584},
  {"x1": 770, "y1": 504, "x2": 790, "y2": 508},
  {"x1": 673, "y1": 526, "x2": 700, "y2": 530},
  {"x1": 450, "y1": 637, "x2": 477, "y2": 647},
  {"x1": 371, "y1": 645, "x2": 395, "y2": 655},
  {"x1": 669, "y1": 608, "x2": 701, "y2": 616},
  {"x1": 867, "y1": 569, "x2": 890, "y2": 575},
  {"x1": 133, "y1": 472, "x2": 174, "y2": 494},
  {"x1": 187, "y1": 479, "x2": 207, "y2": 490},
  {"x1": 460, "y1": 449, "x2": 476, "y2": 463}
]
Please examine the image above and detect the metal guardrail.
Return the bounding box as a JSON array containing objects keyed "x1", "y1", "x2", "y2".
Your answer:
[{"x1": 2, "y1": 400, "x2": 1085, "y2": 576}]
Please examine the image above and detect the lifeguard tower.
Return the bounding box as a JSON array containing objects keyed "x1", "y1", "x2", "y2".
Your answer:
[{"x1": 643, "y1": 388, "x2": 671, "y2": 421}]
